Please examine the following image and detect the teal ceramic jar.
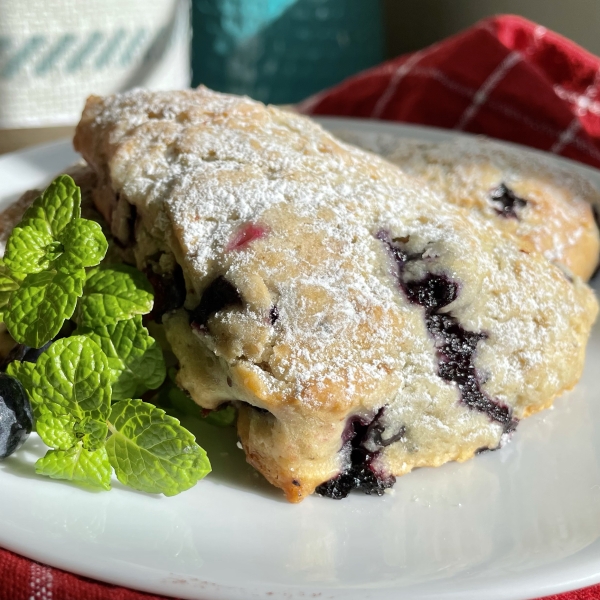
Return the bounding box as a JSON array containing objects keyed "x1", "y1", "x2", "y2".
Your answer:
[{"x1": 192, "y1": 0, "x2": 384, "y2": 104}]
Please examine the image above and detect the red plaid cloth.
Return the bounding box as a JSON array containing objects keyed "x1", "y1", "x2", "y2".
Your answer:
[
  {"x1": 298, "y1": 14, "x2": 600, "y2": 170},
  {"x1": 2, "y1": 13, "x2": 600, "y2": 600},
  {"x1": 0, "y1": 546, "x2": 169, "y2": 600}
]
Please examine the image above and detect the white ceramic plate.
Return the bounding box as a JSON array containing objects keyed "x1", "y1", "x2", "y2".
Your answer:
[{"x1": 0, "y1": 120, "x2": 599, "y2": 600}]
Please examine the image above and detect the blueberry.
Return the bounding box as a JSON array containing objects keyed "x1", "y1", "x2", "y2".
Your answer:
[
  {"x1": 0, "y1": 373, "x2": 33, "y2": 459},
  {"x1": 1, "y1": 341, "x2": 51, "y2": 370},
  {"x1": 366, "y1": 407, "x2": 406, "y2": 447},
  {"x1": 489, "y1": 183, "x2": 527, "y2": 219},
  {"x1": 316, "y1": 415, "x2": 396, "y2": 499},
  {"x1": 189, "y1": 276, "x2": 242, "y2": 329},
  {"x1": 145, "y1": 262, "x2": 186, "y2": 323},
  {"x1": 404, "y1": 273, "x2": 457, "y2": 311}
]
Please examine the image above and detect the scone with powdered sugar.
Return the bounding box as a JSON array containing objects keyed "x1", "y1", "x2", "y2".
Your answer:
[
  {"x1": 335, "y1": 132, "x2": 600, "y2": 281},
  {"x1": 73, "y1": 87, "x2": 598, "y2": 502}
]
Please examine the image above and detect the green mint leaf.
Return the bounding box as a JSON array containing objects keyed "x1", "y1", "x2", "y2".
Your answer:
[
  {"x1": 0, "y1": 261, "x2": 24, "y2": 292},
  {"x1": 3, "y1": 224, "x2": 55, "y2": 275},
  {"x1": 159, "y1": 382, "x2": 235, "y2": 427},
  {"x1": 3, "y1": 175, "x2": 81, "y2": 274},
  {"x1": 79, "y1": 315, "x2": 166, "y2": 400},
  {"x1": 44, "y1": 240, "x2": 63, "y2": 262},
  {"x1": 21, "y1": 174, "x2": 81, "y2": 238},
  {"x1": 161, "y1": 382, "x2": 203, "y2": 419},
  {"x1": 0, "y1": 266, "x2": 21, "y2": 321},
  {"x1": 4, "y1": 258, "x2": 85, "y2": 348},
  {"x1": 204, "y1": 405, "x2": 236, "y2": 428},
  {"x1": 77, "y1": 265, "x2": 154, "y2": 328},
  {"x1": 35, "y1": 443, "x2": 111, "y2": 490},
  {"x1": 73, "y1": 417, "x2": 109, "y2": 451},
  {"x1": 1, "y1": 175, "x2": 93, "y2": 342},
  {"x1": 59, "y1": 219, "x2": 108, "y2": 268},
  {"x1": 6, "y1": 360, "x2": 35, "y2": 394},
  {"x1": 106, "y1": 399, "x2": 211, "y2": 496},
  {"x1": 36, "y1": 412, "x2": 78, "y2": 449},
  {"x1": 29, "y1": 336, "x2": 111, "y2": 450}
]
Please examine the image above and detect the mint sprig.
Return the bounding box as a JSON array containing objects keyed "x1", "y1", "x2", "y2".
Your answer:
[
  {"x1": 60, "y1": 219, "x2": 109, "y2": 268},
  {"x1": 1, "y1": 175, "x2": 107, "y2": 347},
  {"x1": 4, "y1": 175, "x2": 211, "y2": 496},
  {"x1": 4, "y1": 225, "x2": 55, "y2": 274},
  {"x1": 13, "y1": 174, "x2": 81, "y2": 238},
  {"x1": 6, "y1": 359, "x2": 35, "y2": 391},
  {"x1": 106, "y1": 399, "x2": 211, "y2": 496}
]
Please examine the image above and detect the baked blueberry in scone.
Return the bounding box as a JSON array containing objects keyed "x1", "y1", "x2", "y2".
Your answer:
[
  {"x1": 74, "y1": 88, "x2": 598, "y2": 502},
  {"x1": 334, "y1": 133, "x2": 600, "y2": 281}
]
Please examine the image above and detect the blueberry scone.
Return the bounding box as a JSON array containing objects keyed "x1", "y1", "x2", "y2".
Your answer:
[
  {"x1": 73, "y1": 88, "x2": 598, "y2": 502},
  {"x1": 334, "y1": 132, "x2": 600, "y2": 281}
]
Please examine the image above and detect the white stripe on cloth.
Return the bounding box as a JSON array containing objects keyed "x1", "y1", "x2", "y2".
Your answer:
[
  {"x1": 409, "y1": 66, "x2": 474, "y2": 98},
  {"x1": 479, "y1": 21, "x2": 496, "y2": 35},
  {"x1": 550, "y1": 117, "x2": 581, "y2": 154},
  {"x1": 371, "y1": 50, "x2": 425, "y2": 118},
  {"x1": 454, "y1": 51, "x2": 522, "y2": 130},
  {"x1": 404, "y1": 65, "x2": 600, "y2": 163},
  {"x1": 533, "y1": 26, "x2": 548, "y2": 48},
  {"x1": 550, "y1": 68, "x2": 600, "y2": 155},
  {"x1": 29, "y1": 562, "x2": 53, "y2": 600},
  {"x1": 570, "y1": 134, "x2": 600, "y2": 163},
  {"x1": 410, "y1": 65, "x2": 552, "y2": 131},
  {"x1": 554, "y1": 86, "x2": 600, "y2": 117}
]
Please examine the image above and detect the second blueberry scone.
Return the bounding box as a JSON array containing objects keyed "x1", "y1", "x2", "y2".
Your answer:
[
  {"x1": 74, "y1": 88, "x2": 598, "y2": 502},
  {"x1": 334, "y1": 132, "x2": 600, "y2": 281}
]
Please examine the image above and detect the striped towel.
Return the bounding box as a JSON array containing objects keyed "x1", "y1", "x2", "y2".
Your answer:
[{"x1": 0, "y1": 0, "x2": 189, "y2": 128}]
